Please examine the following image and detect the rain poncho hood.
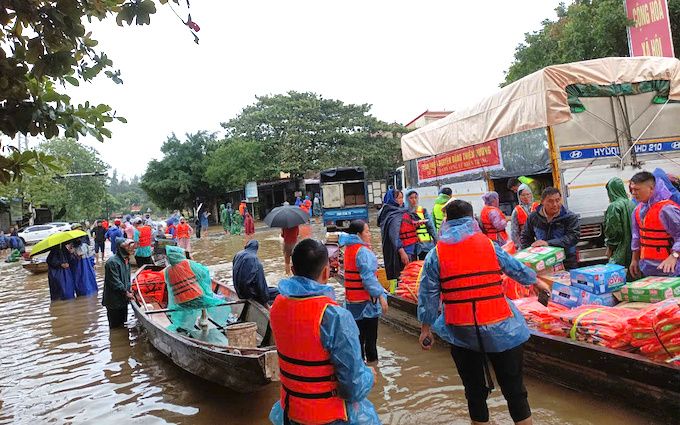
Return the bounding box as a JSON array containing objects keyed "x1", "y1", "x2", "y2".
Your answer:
[
  {"x1": 270, "y1": 276, "x2": 380, "y2": 425},
  {"x1": 382, "y1": 189, "x2": 402, "y2": 207},
  {"x1": 482, "y1": 191, "x2": 499, "y2": 206},
  {"x1": 166, "y1": 245, "x2": 187, "y2": 265},
  {"x1": 232, "y1": 240, "x2": 270, "y2": 306},
  {"x1": 605, "y1": 178, "x2": 635, "y2": 268},
  {"x1": 517, "y1": 184, "x2": 532, "y2": 204}
]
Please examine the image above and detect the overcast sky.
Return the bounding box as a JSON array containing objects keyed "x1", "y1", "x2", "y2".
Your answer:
[{"x1": 67, "y1": 0, "x2": 562, "y2": 178}]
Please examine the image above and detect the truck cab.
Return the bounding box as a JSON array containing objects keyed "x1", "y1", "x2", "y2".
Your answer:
[{"x1": 320, "y1": 167, "x2": 369, "y2": 231}]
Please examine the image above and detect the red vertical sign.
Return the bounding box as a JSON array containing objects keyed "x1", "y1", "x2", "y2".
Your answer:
[{"x1": 626, "y1": 0, "x2": 675, "y2": 57}]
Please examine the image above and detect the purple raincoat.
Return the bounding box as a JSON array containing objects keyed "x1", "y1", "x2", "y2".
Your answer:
[{"x1": 631, "y1": 179, "x2": 680, "y2": 277}]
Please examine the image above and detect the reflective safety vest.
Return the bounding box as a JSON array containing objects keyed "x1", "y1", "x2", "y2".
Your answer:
[
  {"x1": 415, "y1": 206, "x2": 432, "y2": 242},
  {"x1": 176, "y1": 223, "x2": 191, "y2": 239},
  {"x1": 437, "y1": 233, "x2": 512, "y2": 326},
  {"x1": 137, "y1": 225, "x2": 152, "y2": 248},
  {"x1": 635, "y1": 200, "x2": 679, "y2": 261},
  {"x1": 480, "y1": 206, "x2": 508, "y2": 243},
  {"x1": 343, "y1": 244, "x2": 371, "y2": 303},
  {"x1": 513, "y1": 202, "x2": 539, "y2": 226},
  {"x1": 165, "y1": 260, "x2": 204, "y2": 304},
  {"x1": 270, "y1": 295, "x2": 347, "y2": 424},
  {"x1": 399, "y1": 212, "x2": 418, "y2": 247},
  {"x1": 433, "y1": 203, "x2": 446, "y2": 232}
]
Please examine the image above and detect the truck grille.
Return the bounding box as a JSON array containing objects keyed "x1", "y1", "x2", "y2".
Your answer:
[{"x1": 579, "y1": 223, "x2": 602, "y2": 239}]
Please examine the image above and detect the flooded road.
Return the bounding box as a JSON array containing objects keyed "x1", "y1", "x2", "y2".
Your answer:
[{"x1": 0, "y1": 223, "x2": 660, "y2": 424}]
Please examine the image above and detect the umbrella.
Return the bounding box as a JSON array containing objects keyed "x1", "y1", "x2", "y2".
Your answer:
[
  {"x1": 263, "y1": 206, "x2": 309, "y2": 228},
  {"x1": 30, "y1": 230, "x2": 88, "y2": 257}
]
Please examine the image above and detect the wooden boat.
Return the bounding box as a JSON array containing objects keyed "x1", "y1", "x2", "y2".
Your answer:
[
  {"x1": 381, "y1": 293, "x2": 680, "y2": 421},
  {"x1": 131, "y1": 265, "x2": 279, "y2": 392},
  {"x1": 22, "y1": 260, "x2": 49, "y2": 274}
]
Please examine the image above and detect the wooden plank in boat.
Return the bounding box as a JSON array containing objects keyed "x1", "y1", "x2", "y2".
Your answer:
[{"x1": 147, "y1": 302, "x2": 173, "y2": 328}]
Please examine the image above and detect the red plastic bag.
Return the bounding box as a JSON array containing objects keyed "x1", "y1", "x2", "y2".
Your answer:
[
  {"x1": 627, "y1": 298, "x2": 680, "y2": 365},
  {"x1": 551, "y1": 305, "x2": 638, "y2": 349},
  {"x1": 395, "y1": 261, "x2": 424, "y2": 302},
  {"x1": 512, "y1": 297, "x2": 567, "y2": 335}
]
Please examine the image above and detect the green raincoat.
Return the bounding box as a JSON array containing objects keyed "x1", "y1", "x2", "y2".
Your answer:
[
  {"x1": 219, "y1": 204, "x2": 230, "y2": 233},
  {"x1": 604, "y1": 177, "x2": 635, "y2": 267},
  {"x1": 230, "y1": 211, "x2": 243, "y2": 235}
]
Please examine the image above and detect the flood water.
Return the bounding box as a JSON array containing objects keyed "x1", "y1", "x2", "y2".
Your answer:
[{"x1": 0, "y1": 222, "x2": 662, "y2": 424}]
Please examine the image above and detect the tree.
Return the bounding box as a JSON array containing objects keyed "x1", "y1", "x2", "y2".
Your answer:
[
  {"x1": 108, "y1": 170, "x2": 158, "y2": 215},
  {"x1": 221, "y1": 91, "x2": 405, "y2": 180},
  {"x1": 204, "y1": 140, "x2": 267, "y2": 192},
  {"x1": 0, "y1": 0, "x2": 199, "y2": 183},
  {"x1": 0, "y1": 137, "x2": 109, "y2": 220},
  {"x1": 503, "y1": 0, "x2": 680, "y2": 85},
  {"x1": 140, "y1": 132, "x2": 218, "y2": 210}
]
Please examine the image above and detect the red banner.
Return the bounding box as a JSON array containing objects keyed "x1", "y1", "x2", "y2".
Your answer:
[
  {"x1": 626, "y1": 0, "x2": 675, "y2": 57},
  {"x1": 417, "y1": 139, "x2": 502, "y2": 184}
]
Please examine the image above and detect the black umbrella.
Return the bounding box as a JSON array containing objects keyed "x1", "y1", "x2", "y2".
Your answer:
[{"x1": 264, "y1": 206, "x2": 309, "y2": 228}]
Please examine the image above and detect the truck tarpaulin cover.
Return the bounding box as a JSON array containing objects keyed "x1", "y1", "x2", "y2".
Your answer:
[
  {"x1": 401, "y1": 57, "x2": 680, "y2": 162},
  {"x1": 320, "y1": 167, "x2": 365, "y2": 182}
]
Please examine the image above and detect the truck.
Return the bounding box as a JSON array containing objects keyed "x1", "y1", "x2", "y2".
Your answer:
[
  {"x1": 399, "y1": 57, "x2": 680, "y2": 264},
  {"x1": 320, "y1": 167, "x2": 369, "y2": 231}
]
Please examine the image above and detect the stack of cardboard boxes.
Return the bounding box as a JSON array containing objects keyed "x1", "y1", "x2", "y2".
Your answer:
[
  {"x1": 550, "y1": 264, "x2": 627, "y2": 308},
  {"x1": 620, "y1": 276, "x2": 680, "y2": 303}
]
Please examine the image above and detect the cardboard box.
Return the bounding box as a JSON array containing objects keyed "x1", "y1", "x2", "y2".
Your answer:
[
  {"x1": 551, "y1": 281, "x2": 619, "y2": 308},
  {"x1": 537, "y1": 270, "x2": 571, "y2": 290},
  {"x1": 620, "y1": 277, "x2": 680, "y2": 303},
  {"x1": 514, "y1": 246, "x2": 566, "y2": 272},
  {"x1": 355, "y1": 194, "x2": 366, "y2": 205},
  {"x1": 551, "y1": 282, "x2": 581, "y2": 308},
  {"x1": 569, "y1": 264, "x2": 626, "y2": 294},
  {"x1": 344, "y1": 195, "x2": 356, "y2": 205}
]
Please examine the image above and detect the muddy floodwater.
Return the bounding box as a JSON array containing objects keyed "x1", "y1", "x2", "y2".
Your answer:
[{"x1": 0, "y1": 223, "x2": 661, "y2": 424}]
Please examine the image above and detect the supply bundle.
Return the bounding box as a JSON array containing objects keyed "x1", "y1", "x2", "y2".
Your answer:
[
  {"x1": 395, "y1": 261, "x2": 423, "y2": 302},
  {"x1": 551, "y1": 305, "x2": 637, "y2": 349},
  {"x1": 628, "y1": 298, "x2": 680, "y2": 365},
  {"x1": 512, "y1": 297, "x2": 567, "y2": 335}
]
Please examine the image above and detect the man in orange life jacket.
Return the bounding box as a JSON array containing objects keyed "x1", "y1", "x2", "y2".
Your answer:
[
  {"x1": 269, "y1": 239, "x2": 380, "y2": 425},
  {"x1": 418, "y1": 200, "x2": 549, "y2": 425},
  {"x1": 480, "y1": 192, "x2": 508, "y2": 245},
  {"x1": 629, "y1": 171, "x2": 680, "y2": 277},
  {"x1": 133, "y1": 218, "x2": 154, "y2": 267}
]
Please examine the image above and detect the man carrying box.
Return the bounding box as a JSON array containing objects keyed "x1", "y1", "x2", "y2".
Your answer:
[
  {"x1": 520, "y1": 187, "x2": 580, "y2": 269},
  {"x1": 629, "y1": 171, "x2": 680, "y2": 278}
]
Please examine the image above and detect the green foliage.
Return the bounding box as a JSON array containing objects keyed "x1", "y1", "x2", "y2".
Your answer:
[
  {"x1": 502, "y1": 0, "x2": 680, "y2": 85},
  {"x1": 0, "y1": 137, "x2": 109, "y2": 221},
  {"x1": 0, "y1": 0, "x2": 175, "y2": 182},
  {"x1": 204, "y1": 140, "x2": 266, "y2": 192},
  {"x1": 221, "y1": 91, "x2": 405, "y2": 180},
  {"x1": 108, "y1": 170, "x2": 158, "y2": 215},
  {"x1": 140, "y1": 132, "x2": 218, "y2": 210}
]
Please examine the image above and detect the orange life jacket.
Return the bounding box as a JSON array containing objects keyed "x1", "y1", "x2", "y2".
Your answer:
[
  {"x1": 514, "y1": 202, "x2": 538, "y2": 226},
  {"x1": 437, "y1": 233, "x2": 512, "y2": 326},
  {"x1": 480, "y1": 205, "x2": 508, "y2": 243},
  {"x1": 176, "y1": 223, "x2": 191, "y2": 239},
  {"x1": 165, "y1": 260, "x2": 204, "y2": 304},
  {"x1": 270, "y1": 295, "x2": 347, "y2": 425},
  {"x1": 343, "y1": 244, "x2": 371, "y2": 303},
  {"x1": 635, "y1": 200, "x2": 679, "y2": 261},
  {"x1": 399, "y1": 212, "x2": 418, "y2": 247},
  {"x1": 137, "y1": 225, "x2": 152, "y2": 247}
]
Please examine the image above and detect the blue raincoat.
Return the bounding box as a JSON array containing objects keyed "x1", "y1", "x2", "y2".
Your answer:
[
  {"x1": 339, "y1": 233, "x2": 386, "y2": 320},
  {"x1": 418, "y1": 217, "x2": 537, "y2": 352},
  {"x1": 72, "y1": 239, "x2": 98, "y2": 297},
  {"x1": 232, "y1": 240, "x2": 278, "y2": 307},
  {"x1": 105, "y1": 225, "x2": 123, "y2": 255},
  {"x1": 269, "y1": 276, "x2": 380, "y2": 425},
  {"x1": 46, "y1": 246, "x2": 76, "y2": 301}
]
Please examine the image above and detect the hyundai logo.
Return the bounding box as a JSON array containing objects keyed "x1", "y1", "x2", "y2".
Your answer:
[
  {"x1": 569, "y1": 150, "x2": 583, "y2": 159},
  {"x1": 673, "y1": 141, "x2": 680, "y2": 150}
]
